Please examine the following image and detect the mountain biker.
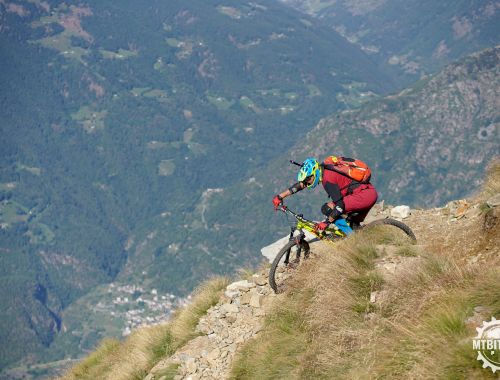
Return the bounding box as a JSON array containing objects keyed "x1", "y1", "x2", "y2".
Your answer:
[{"x1": 272, "y1": 157, "x2": 378, "y2": 232}]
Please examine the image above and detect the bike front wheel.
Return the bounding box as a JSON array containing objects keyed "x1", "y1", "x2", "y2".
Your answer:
[{"x1": 269, "y1": 239, "x2": 310, "y2": 294}]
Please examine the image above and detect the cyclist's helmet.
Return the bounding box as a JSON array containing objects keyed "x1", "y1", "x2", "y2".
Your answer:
[{"x1": 297, "y1": 158, "x2": 322, "y2": 188}]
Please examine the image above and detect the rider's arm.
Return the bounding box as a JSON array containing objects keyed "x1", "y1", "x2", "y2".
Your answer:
[
  {"x1": 322, "y1": 182, "x2": 346, "y2": 222},
  {"x1": 321, "y1": 199, "x2": 345, "y2": 223},
  {"x1": 323, "y1": 182, "x2": 342, "y2": 203},
  {"x1": 278, "y1": 181, "x2": 306, "y2": 200}
]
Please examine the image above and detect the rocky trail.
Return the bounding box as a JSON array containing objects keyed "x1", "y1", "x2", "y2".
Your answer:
[{"x1": 145, "y1": 274, "x2": 274, "y2": 380}]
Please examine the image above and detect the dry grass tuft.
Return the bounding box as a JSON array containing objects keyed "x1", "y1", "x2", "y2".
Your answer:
[
  {"x1": 61, "y1": 276, "x2": 229, "y2": 380},
  {"x1": 367, "y1": 264, "x2": 500, "y2": 379},
  {"x1": 170, "y1": 276, "x2": 230, "y2": 342},
  {"x1": 60, "y1": 326, "x2": 168, "y2": 380},
  {"x1": 230, "y1": 279, "x2": 313, "y2": 379},
  {"x1": 106, "y1": 324, "x2": 172, "y2": 380},
  {"x1": 64, "y1": 338, "x2": 120, "y2": 380}
]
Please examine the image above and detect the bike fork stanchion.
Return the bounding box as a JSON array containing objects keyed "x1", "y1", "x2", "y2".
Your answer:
[
  {"x1": 284, "y1": 226, "x2": 296, "y2": 265},
  {"x1": 294, "y1": 233, "x2": 305, "y2": 262}
]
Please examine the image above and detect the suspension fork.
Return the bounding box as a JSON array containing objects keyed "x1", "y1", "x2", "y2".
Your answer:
[{"x1": 285, "y1": 226, "x2": 305, "y2": 265}]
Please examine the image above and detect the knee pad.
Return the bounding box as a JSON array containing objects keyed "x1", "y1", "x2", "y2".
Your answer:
[{"x1": 321, "y1": 203, "x2": 334, "y2": 217}]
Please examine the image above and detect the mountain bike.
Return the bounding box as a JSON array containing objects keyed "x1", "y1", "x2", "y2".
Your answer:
[{"x1": 269, "y1": 205, "x2": 417, "y2": 293}]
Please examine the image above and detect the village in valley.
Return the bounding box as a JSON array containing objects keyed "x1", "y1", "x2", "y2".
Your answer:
[{"x1": 100, "y1": 283, "x2": 189, "y2": 336}]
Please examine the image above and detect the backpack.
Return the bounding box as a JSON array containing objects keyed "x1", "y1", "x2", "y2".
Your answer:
[{"x1": 322, "y1": 155, "x2": 371, "y2": 183}]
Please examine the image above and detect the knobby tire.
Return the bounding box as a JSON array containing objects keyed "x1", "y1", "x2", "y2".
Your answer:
[{"x1": 362, "y1": 218, "x2": 417, "y2": 242}]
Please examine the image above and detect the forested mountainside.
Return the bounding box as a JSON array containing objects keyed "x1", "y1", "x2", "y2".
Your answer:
[
  {"x1": 0, "y1": 0, "x2": 397, "y2": 372},
  {"x1": 279, "y1": 0, "x2": 500, "y2": 81}
]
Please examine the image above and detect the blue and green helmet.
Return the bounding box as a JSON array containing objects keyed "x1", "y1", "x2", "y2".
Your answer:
[{"x1": 297, "y1": 158, "x2": 322, "y2": 188}]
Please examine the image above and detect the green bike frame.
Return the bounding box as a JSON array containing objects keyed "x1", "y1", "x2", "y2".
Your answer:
[{"x1": 283, "y1": 206, "x2": 347, "y2": 241}]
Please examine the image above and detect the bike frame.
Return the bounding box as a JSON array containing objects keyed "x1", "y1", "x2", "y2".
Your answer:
[
  {"x1": 278, "y1": 205, "x2": 345, "y2": 266},
  {"x1": 279, "y1": 205, "x2": 346, "y2": 241}
]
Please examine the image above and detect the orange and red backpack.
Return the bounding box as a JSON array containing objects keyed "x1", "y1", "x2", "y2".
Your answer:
[{"x1": 322, "y1": 156, "x2": 372, "y2": 183}]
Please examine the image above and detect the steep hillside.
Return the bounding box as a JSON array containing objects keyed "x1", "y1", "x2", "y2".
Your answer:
[
  {"x1": 1, "y1": 1, "x2": 498, "y2": 373},
  {"x1": 296, "y1": 46, "x2": 500, "y2": 206},
  {"x1": 0, "y1": 0, "x2": 396, "y2": 370},
  {"x1": 53, "y1": 161, "x2": 500, "y2": 380},
  {"x1": 279, "y1": 0, "x2": 500, "y2": 80}
]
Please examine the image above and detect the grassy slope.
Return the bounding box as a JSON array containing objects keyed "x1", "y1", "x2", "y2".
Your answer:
[{"x1": 230, "y1": 161, "x2": 500, "y2": 379}]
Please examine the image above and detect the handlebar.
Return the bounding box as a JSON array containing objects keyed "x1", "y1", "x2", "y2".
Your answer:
[{"x1": 278, "y1": 205, "x2": 315, "y2": 224}]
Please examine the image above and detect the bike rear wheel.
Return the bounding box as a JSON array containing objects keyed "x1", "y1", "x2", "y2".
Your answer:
[
  {"x1": 362, "y1": 218, "x2": 417, "y2": 242},
  {"x1": 269, "y1": 239, "x2": 310, "y2": 294}
]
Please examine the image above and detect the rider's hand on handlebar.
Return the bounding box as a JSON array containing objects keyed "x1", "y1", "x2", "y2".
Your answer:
[
  {"x1": 313, "y1": 221, "x2": 329, "y2": 232},
  {"x1": 272, "y1": 195, "x2": 283, "y2": 210}
]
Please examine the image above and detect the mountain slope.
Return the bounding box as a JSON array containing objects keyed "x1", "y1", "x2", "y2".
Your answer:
[
  {"x1": 166, "y1": 45, "x2": 500, "y2": 282},
  {"x1": 279, "y1": 0, "x2": 500, "y2": 80},
  {"x1": 297, "y1": 46, "x2": 500, "y2": 205},
  {"x1": 0, "y1": 0, "x2": 398, "y2": 371},
  {"x1": 55, "y1": 161, "x2": 500, "y2": 380},
  {"x1": 51, "y1": 46, "x2": 499, "y2": 379},
  {"x1": 122, "y1": 45, "x2": 500, "y2": 292},
  {"x1": 106, "y1": 48, "x2": 500, "y2": 365}
]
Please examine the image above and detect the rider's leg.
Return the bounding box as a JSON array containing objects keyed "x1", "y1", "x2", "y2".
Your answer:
[{"x1": 343, "y1": 185, "x2": 378, "y2": 223}]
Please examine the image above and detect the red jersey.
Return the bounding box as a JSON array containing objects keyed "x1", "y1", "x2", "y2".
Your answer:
[{"x1": 322, "y1": 168, "x2": 354, "y2": 199}]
